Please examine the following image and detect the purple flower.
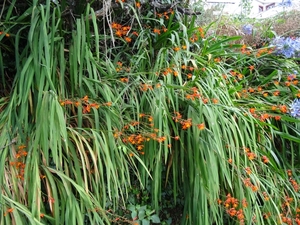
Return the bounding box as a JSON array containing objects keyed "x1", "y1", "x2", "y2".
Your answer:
[
  {"x1": 242, "y1": 24, "x2": 253, "y2": 35},
  {"x1": 271, "y1": 37, "x2": 300, "y2": 58},
  {"x1": 289, "y1": 99, "x2": 300, "y2": 118}
]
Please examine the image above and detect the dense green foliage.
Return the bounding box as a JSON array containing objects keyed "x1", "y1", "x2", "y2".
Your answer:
[{"x1": 0, "y1": 0, "x2": 300, "y2": 224}]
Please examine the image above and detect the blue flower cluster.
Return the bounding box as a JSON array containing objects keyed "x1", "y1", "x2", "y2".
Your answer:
[
  {"x1": 279, "y1": 0, "x2": 292, "y2": 7},
  {"x1": 289, "y1": 99, "x2": 300, "y2": 118},
  {"x1": 242, "y1": 24, "x2": 253, "y2": 35},
  {"x1": 271, "y1": 37, "x2": 300, "y2": 58}
]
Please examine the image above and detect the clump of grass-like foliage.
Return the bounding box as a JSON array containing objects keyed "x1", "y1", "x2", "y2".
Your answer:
[{"x1": 0, "y1": 1, "x2": 300, "y2": 224}]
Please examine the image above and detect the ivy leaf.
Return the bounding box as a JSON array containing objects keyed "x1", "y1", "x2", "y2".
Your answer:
[
  {"x1": 150, "y1": 214, "x2": 161, "y2": 223},
  {"x1": 142, "y1": 219, "x2": 150, "y2": 225},
  {"x1": 131, "y1": 210, "x2": 137, "y2": 220},
  {"x1": 138, "y1": 209, "x2": 145, "y2": 220},
  {"x1": 127, "y1": 204, "x2": 136, "y2": 212}
]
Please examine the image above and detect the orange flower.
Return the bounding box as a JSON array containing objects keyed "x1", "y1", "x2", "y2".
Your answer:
[
  {"x1": 120, "y1": 77, "x2": 129, "y2": 83},
  {"x1": 263, "y1": 192, "x2": 269, "y2": 201},
  {"x1": 197, "y1": 123, "x2": 205, "y2": 130},
  {"x1": 257, "y1": 86, "x2": 263, "y2": 92},
  {"x1": 237, "y1": 73, "x2": 243, "y2": 79},
  {"x1": 261, "y1": 155, "x2": 269, "y2": 164},
  {"x1": 89, "y1": 103, "x2": 100, "y2": 109},
  {"x1": 189, "y1": 66, "x2": 194, "y2": 71},
  {"x1": 287, "y1": 74, "x2": 296, "y2": 81},
  {"x1": 4, "y1": 208, "x2": 14, "y2": 216},
  {"x1": 227, "y1": 208, "x2": 237, "y2": 217},
  {"x1": 214, "y1": 57, "x2": 221, "y2": 63},
  {"x1": 187, "y1": 73, "x2": 192, "y2": 79},
  {"x1": 279, "y1": 105, "x2": 287, "y2": 113},
  {"x1": 60, "y1": 99, "x2": 73, "y2": 106},
  {"x1": 137, "y1": 145, "x2": 144, "y2": 151},
  {"x1": 236, "y1": 209, "x2": 245, "y2": 220},
  {"x1": 245, "y1": 167, "x2": 251, "y2": 175},
  {"x1": 262, "y1": 92, "x2": 268, "y2": 97},
  {"x1": 157, "y1": 136, "x2": 166, "y2": 142},
  {"x1": 290, "y1": 178, "x2": 299, "y2": 192},
  {"x1": 249, "y1": 65, "x2": 254, "y2": 71},
  {"x1": 132, "y1": 31, "x2": 139, "y2": 36},
  {"x1": 212, "y1": 98, "x2": 218, "y2": 104},
  {"x1": 274, "y1": 115, "x2": 281, "y2": 121},
  {"x1": 140, "y1": 83, "x2": 153, "y2": 91},
  {"x1": 82, "y1": 95, "x2": 89, "y2": 102},
  {"x1": 48, "y1": 197, "x2": 55, "y2": 203},
  {"x1": 198, "y1": 27, "x2": 204, "y2": 38},
  {"x1": 251, "y1": 185, "x2": 258, "y2": 192},
  {"x1": 153, "y1": 28, "x2": 161, "y2": 34},
  {"x1": 111, "y1": 22, "x2": 121, "y2": 29},
  {"x1": 7, "y1": 208, "x2": 14, "y2": 213},
  {"x1": 181, "y1": 119, "x2": 192, "y2": 130},
  {"x1": 173, "y1": 46, "x2": 180, "y2": 51},
  {"x1": 244, "y1": 147, "x2": 249, "y2": 152},
  {"x1": 230, "y1": 70, "x2": 237, "y2": 76},
  {"x1": 172, "y1": 112, "x2": 182, "y2": 122},
  {"x1": 124, "y1": 36, "x2": 131, "y2": 43},
  {"x1": 247, "y1": 152, "x2": 256, "y2": 160},
  {"x1": 260, "y1": 113, "x2": 270, "y2": 121},
  {"x1": 83, "y1": 105, "x2": 91, "y2": 113},
  {"x1": 103, "y1": 102, "x2": 112, "y2": 107},
  {"x1": 242, "y1": 198, "x2": 248, "y2": 208},
  {"x1": 115, "y1": 30, "x2": 123, "y2": 37},
  {"x1": 40, "y1": 213, "x2": 45, "y2": 218},
  {"x1": 18, "y1": 145, "x2": 27, "y2": 150},
  {"x1": 243, "y1": 179, "x2": 252, "y2": 188},
  {"x1": 135, "y1": 1, "x2": 141, "y2": 8},
  {"x1": 174, "y1": 136, "x2": 180, "y2": 140},
  {"x1": 202, "y1": 98, "x2": 209, "y2": 104},
  {"x1": 248, "y1": 87, "x2": 255, "y2": 93}
]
